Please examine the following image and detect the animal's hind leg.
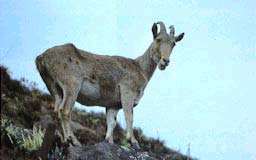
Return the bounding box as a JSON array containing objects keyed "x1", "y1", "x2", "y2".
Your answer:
[
  {"x1": 53, "y1": 83, "x2": 63, "y2": 112},
  {"x1": 105, "y1": 108, "x2": 119, "y2": 143},
  {"x1": 54, "y1": 94, "x2": 62, "y2": 112},
  {"x1": 40, "y1": 74, "x2": 62, "y2": 112},
  {"x1": 58, "y1": 80, "x2": 81, "y2": 146}
]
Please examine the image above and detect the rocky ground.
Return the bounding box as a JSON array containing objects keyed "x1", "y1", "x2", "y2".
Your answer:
[{"x1": 1, "y1": 65, "x2": 195, "y2": 160}]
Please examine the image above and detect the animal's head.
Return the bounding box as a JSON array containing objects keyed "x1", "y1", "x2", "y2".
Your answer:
[{"x1": 150, "y1": 21, "x2": 184, "y2": 70}]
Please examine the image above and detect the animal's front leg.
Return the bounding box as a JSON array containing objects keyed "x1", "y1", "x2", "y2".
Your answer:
[
  {"x1": 123, "y1": 105, "x2": 140, "y2": 149},
  {"x1": 120, "y1": 87, "x2": 140, "y2": 149}
]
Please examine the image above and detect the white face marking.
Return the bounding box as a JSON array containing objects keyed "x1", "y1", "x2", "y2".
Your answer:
[{"x1": 154, "y1": 33, "x2": 176, "y2": 70}]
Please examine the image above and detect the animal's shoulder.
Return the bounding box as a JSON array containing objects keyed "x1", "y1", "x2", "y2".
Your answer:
[
  {"x1": 110, "y1": 56, "x2": 147, "y2": 87},
  {"x1": 111, "y1": 56, "x2": 141, "y2": 71}
]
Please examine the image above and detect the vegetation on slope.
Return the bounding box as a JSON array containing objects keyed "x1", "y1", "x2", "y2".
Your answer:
[{"x1": 1, "y1": 65, "x2": 193, "y2": 160}]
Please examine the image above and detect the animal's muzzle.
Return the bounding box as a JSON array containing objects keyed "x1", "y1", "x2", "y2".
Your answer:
[
  {"x1": 159, "y1": 64, "x2": 166, "y2": 70},
  {"x1": 163, "y1": 58, "x2": 170, "y2": 66}
]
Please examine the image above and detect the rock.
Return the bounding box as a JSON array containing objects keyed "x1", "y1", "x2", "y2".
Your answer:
[
  {"x1": 67, "y1": 142, "x2": 176, "y2": 160},
  {"x1": 71, "y1": 121, "x2": 101, "y2": 145}
]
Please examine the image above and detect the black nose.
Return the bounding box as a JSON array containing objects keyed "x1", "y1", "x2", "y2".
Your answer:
[{"x1": 163, "y1": 59, "x2": 170, "y2": 66}]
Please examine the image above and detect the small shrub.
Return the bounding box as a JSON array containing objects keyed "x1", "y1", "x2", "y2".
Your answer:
[
  {"x1": 47, "y1": 145, "x2": 66, "y2": 160},
  {"x1": 1, "y1": 118, "x2": 45, "y2": 153},
  {"x1": 120, "y1": 138, "x2": 130, "y2": 147},
  {"x1": 2, "y1": 118, "x2": 21, "y2": 146},
  {"x1": 39, "y1": 93, "x2": 53, "y2": 102},
  {"x1": 20, "y1": 125, "x2": 45, "y2": 152}
]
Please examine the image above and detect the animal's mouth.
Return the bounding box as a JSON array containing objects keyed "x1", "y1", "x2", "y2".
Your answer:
[{"x1": 159, "y1": 64, "x2": 166, "y2": 70}]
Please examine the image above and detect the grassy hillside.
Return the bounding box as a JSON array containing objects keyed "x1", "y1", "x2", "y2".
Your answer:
[{"x1": 1, "y1": 65, "x2": 193, "y2": 160}]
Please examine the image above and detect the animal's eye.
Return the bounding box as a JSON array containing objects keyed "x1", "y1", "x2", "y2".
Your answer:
[{"x1": 156, "y1": 38, "x2": 161, "y2": 43}]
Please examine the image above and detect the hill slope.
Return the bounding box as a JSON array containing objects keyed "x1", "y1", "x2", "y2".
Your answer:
[{"x1": 1, "y1": 65, "x2": 194, "y2": 160}]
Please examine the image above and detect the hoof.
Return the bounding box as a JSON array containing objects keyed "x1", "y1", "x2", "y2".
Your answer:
[
  {"x1": 72, "y1": 140, "x2": 81, "y2": 147},
  {"x1": 131, "y1": 143, "x2": 141, "y2": 150},
  {"x1": 53, "y1": 108, "x2": 58, "y2": 113},
  {"x1": 103, "y1": 139, "x2": 109, "y2": 143},
  {"x1": 67, "y1": 136, "x2": 81, "y2": 147},
  {"x1": 103, "y1": 138, "x2": 114, "y2": 144}
]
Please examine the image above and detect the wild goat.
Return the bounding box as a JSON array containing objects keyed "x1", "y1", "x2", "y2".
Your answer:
[{"x1": 36, "y1": 21, "x2": 184, "y2": 149}]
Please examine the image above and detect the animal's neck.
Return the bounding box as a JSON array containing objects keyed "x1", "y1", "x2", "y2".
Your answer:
[{"x1": 135, "y1": 43, "x2": 157, "y2": 81}]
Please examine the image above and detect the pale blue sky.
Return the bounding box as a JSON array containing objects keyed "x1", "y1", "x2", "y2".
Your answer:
[{"x1": 1, "y1": 1, "x2": 255, "y2": 160}]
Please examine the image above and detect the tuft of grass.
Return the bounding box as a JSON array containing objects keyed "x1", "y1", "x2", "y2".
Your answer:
[
  {"x1": 20, "y1": 125, "x2": 45, "y2": 152},
  {"x1": 2, "y1": 118, "x2": 21, "y2": 145},
  {"x1": 120, "y1": 138, "x2": 130, "y2": 147},
  {"x1": 47, "y1": 145, "x2": 66, "y2": 160},
  {"x1": 2, "y1": 118, "x2": 45, "y2": 153}
]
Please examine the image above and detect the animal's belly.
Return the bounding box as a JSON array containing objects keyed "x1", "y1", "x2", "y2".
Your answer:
[
  {"x1": 79, "y1": 79, "x2": 101, "y2": 99},
  {"x1": 77, "y1": 79, "x2": 121, "y2": 107}
]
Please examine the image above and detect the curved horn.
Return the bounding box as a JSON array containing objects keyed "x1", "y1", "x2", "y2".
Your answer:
[
  {"x1": 169, "y1": 25, "x2": 175, "y2": 37},
  {"x1": 157, "y1": 21, "x2": 166, "y2": 33}
]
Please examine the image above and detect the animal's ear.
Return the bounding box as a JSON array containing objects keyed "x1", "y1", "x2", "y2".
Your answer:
[
  {"x1": 152, "y1": 23, "x2": 158, "y2": 39},
  {"x1": 175, "y1": 32, "x2": 185, "y2": 42}
]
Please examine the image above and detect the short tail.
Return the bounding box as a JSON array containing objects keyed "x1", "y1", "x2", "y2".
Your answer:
[
  {"x1": 35, "y1": 54, "x2": 56, "y2": 96},
  {"x1": 35, "y1": 54, "x2": 50, "y2": 77},
  {"x1": 35, "y1": 54, "x2": 52, "y2": 83},
  {"x1": 35, "y1": 54, "x2": 50, "y2": 86},
  {"x1": 35, "y1": 55, "x2": 44, "y2": 73}
]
